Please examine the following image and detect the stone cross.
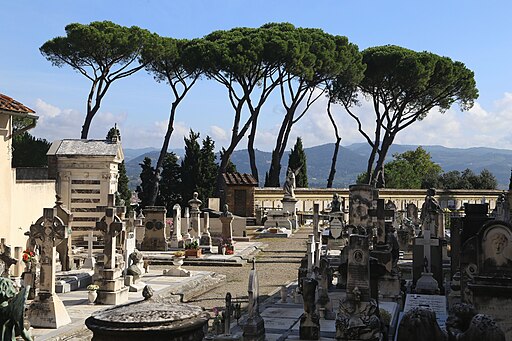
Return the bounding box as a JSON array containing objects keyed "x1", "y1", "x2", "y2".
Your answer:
[
  {"x1": 96, "y1": 201, "x2": 124, "y2": 270},
  {"x1": 368, "y1": 199, "x2": 394, "y2": 244},
  {"x1": 30, "y1": 207, "x2": 68, "y2": 295},
  {"x1": 0, "y1": 239, "x2": 17, "y2": 278},
  {"x1": 83, "y1": 231, "x2": 97, "y2": 269},
  {"x1": 84, "y1": 231, "x2": 97, "y2": 259},
  {"x1": 415, "y1": 228, "x2": 439, "y2": 273}
]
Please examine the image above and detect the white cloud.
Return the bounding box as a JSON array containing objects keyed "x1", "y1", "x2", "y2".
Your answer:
[{"x1": 209, "y1": 125, "x2": 228, "y2": 143}]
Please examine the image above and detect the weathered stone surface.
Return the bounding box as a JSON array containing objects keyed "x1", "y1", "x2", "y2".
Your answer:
[
  {"x1": 86, "y1": 296, "x2": 209, "y2": 341},
  {"x1": 396, "y1": 307, "x2": 447, "y2": 341}
]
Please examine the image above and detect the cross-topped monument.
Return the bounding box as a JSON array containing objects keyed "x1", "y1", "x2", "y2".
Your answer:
[
  {"x1": 368, "y1": 199, "x2": 394, "y2": 244},
  {"x1": 83, "y1": 231, "x2": 97, "y2": 269},
  {"x1": 27, "y1": 207, "x2": 72, "y2": 328},
  {"x1": 96, "y1": 199, "x2": 124, "y2": 269},
  {"x1": 93, "y1": 194, "x2": 128, "y2": 305}
]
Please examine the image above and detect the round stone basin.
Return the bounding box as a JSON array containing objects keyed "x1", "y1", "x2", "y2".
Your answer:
[{"x1": 85, "y1": 297, "x2": 209, "y2": 341}]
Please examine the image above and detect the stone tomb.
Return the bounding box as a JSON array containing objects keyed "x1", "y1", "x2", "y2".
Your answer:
[
  {"x1": 188, "y1": 192, "x2": 202, "y2": 238},
  {"x1": 141, "y1": 206, "x2": 167, "y2": 251},
  {"x1": 27, "y1": 207, "x2": 72, "y2": 328},
  {"x1": 460, "y1": 220, "x2": 512, "y2": 339},
  {"x1": 170, "y1": 204, "x2": 183, "y2": 248}
]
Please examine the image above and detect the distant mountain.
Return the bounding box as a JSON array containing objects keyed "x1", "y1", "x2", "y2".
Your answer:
[
  {"x1": 123, "y1": 143, "x2": 512, "y2": 190},
  {"x1": 345, "y1": 143, "x2": 512, "y2": 189}
]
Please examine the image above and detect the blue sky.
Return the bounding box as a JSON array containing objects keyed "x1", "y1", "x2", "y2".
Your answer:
[{"x1": 1, "y1": 1, "x2": 512, "y2": 151}]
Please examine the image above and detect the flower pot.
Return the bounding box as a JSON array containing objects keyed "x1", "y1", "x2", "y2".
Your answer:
[
  {"x1": 88, "y1": 290, "x2": 97, "y2": 304},
  {"x1": 185, "y1": 249, "x2": 202, "y2": 258},
  {"x1": 172, "y1": 256, "x2": 185, "y2": 268}
]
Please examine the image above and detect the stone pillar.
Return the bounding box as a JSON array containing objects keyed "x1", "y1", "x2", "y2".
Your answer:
[
  {"x1": 170, "y1": 204, "x2": 183, "y2": 248},
  {"x1": 220, "y1": 207, "x2": 234, "y2": 243},
  {"x1": 183, "y1": 207, "x2": 191, "y2": 241},
  {"x1": 200, "y1": 212, "x2": 212, "y2": 253},
  {"x1": 243, "y1": 261, "x2": 265, "y2": 341},
  {"x1": 299, "y1": 278, "x2": 320, "y2": 340},
  {"x1": 188, "y1": 192, "x2": 202, "y2": 238}
]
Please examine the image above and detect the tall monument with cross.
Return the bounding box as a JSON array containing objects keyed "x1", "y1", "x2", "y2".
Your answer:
[
  {"x1": 27, "y1": 207, "x2": 72, "y2": 328},
  {"x1": 93, "y1": 194, "x2": 128, "y2": 305},
  {"x1": 413, "y1": 189, "x2": 443, "y2": 294}
]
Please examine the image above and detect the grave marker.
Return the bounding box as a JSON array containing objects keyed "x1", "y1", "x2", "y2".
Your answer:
[{"x1": 83, "y1": 231, "x2": 97, "y2": 269}]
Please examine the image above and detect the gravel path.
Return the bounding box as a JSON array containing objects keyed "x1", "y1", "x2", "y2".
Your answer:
[{"x1": 181, "y1": 227, "x2": 310, "y2": 313}]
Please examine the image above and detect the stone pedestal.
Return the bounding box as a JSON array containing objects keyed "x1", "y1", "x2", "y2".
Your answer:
[
  {"x1": 220, "y1": 215, "x2": 234, "y2": 242},
  {"x1": 188, "y1": 192, "x2": 202, "y2": 238},
  {"x1": 141, "y1": 206, "x2": 167, "y2": 251},
  {"x1": 94, "y1": 266, "x2": 129, "y2": 305},
  {"x1": 281, "y1": 197, "x2": 298, "y2": 229},
  {"x1": 28, "y1": 293, "x2": 71, "y2": 328},
  {"x1": 200, "y1": 212, "x2": 212, "y2": 253}
]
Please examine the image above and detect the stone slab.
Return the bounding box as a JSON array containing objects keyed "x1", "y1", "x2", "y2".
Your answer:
[
  {"x1": 403, "y1": 294, "x2": 447, "y2": 330},
  {"x1": 260, "y1": 307, "x2": 304, "y2": 319},
  {"x1": 55, "y1": 271, "x2": 93, "y2": 293},
  {"x1": 262, "y1": 316, "x2": 298, "y2": 330}
]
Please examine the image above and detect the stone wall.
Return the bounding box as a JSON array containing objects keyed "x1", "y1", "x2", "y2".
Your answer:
[
  {"x1": 255, "y1": 187, "x2": 502, "y2": 213},
  {"x1": 10, "y1": 172, "x2": 56, "y2": 250},
  {"x1": 224, "y1": 185, "x2": 255, "y2": 217}
]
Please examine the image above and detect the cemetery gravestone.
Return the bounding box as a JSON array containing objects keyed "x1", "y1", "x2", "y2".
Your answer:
[
  {"x1": 243, "y1": 261, "x2": 265, "y2": 341},
  {"x1": 460, "y1": 220, "x2": 512, "y2": 339},
  {"x1": 94, "y1": 196, "x2": 128, "y2": 305},
  {"x1": 141, "y1": 206, "x2": 167, "y2": 251},
  {"x1": 349, "y1": 184, "x2": 374, "y2": 229},
  {"x1": 299, "y1": 277, "x2": 320, "y2": 340},
  {"x1": 83, "y1": 231, "x2": 97, "y2": 269},
  {"x1": 220, "y1": 204, "x2": 234, "y2": 243},
  {"x1": 0, "y1": 239, "x2": 17, "y2": 278},
  {"x1": 200, "y1": 211, "x2": 213, "y2": 252},
  {"x1": 188, "y1": 192, "x2": 202, "y2": 238},
  {"x1": 27, "y1": 207, "x2": 72, "y2": 328},
  {"x1": 336, "y1": 234, "x2": 382, "y2": 340},
  {"x1": 170, "y1": 204, "x2": 183, "y2": 248}
]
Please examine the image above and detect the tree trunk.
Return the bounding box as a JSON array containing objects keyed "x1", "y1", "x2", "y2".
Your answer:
[
  {"x1": 371, "y1": 133, "x2": 394, "y2": 188},
  {"x1": 247, "y1": 115, "x2": 259, "y2": 183},
  {"x1": 327, "y1": 137, "x2": 341, "y2": 188},
  {"x1": 80, "y1": 111, "x2": 96, "y2": 139}
]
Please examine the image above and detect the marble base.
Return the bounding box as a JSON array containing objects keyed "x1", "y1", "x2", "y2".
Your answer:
[
  {"x1": 83, "y1": 256, "x2": 96, "y2": 270},
  {"x1": 163, "y1": 267, "x2": 191, "y2": 277},
  {"x1": 28, "y1": 293, "x2": 71, "y2": 328},
  {"x1": 96, "y1": 286, "x2": 129, "y2": 305}
]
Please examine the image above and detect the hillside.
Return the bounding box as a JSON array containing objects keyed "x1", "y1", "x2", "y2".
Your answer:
[{"x1": 124, "y1": 143, "x2": 512, "y2": 190}]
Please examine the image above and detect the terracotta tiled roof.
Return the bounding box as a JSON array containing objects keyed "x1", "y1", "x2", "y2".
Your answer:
[
  {"x1": 0, "y1": 93, "x2": 35, "y2": 114},
  {"x1": 222, "y1": 172, "x2": 258, "y2": 186}
]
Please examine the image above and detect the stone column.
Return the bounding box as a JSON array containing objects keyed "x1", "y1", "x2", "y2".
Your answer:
[
  {"x1": 170, "y1": 204, "x2": 183, "y2": 248},
  {"x1": 200, "y1": 212, "x2": 212, "y2": 253},
  {"x1": 220, "y1": 210, "x2": 234, "y2": 243},
  {"x1": 188, "y1": 192, "x2": 202, "y2": 238}
]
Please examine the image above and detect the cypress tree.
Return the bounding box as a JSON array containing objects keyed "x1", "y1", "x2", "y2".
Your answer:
[
  {"x1": 180, "y1": 130, "x2": 201, "y2": 204},
  {"x1": 287, "y1": 137, "x2": 308, "y2": 188},
  {"x1": 157, "y1": 152, "x2": 182, "y2": 212},
  {"x1": 136, "y1": 157, "x2": 154, "y2": 210},
  {"x1": 116, "y1": 161, "x2": 132, "y2": 212},
  {"x1": 198, "y1": 136, "x2": 218, "y2": 203}
]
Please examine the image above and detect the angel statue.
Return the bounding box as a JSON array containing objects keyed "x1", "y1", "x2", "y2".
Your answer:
[{"x1": 283, "y1": 166, "x2": 301, "y2": 199}]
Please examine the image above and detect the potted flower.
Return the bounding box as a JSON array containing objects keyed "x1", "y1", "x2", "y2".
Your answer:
[
  {"x1": 184, "y1": 240, "x2": 202, "y2": 258},
  {"x1": 87, "y1": 284, "x2": 99, "y2": 304},
  {"x1": 22, "y1": 249, "x2": 35, "y2": 271}
]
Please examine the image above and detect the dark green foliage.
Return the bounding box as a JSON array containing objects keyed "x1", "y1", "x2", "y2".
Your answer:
[
  {"x1": 287, "y1": 137, "x2": 308, "y2": 188},
  {"x1": 136, "y1": 157, "x2": 154, "y2": 209},
  {"x1": 11, "y1": 132, "x2": 51, "y2": 167},
  {"x1": 180, "y1": 130, "x2": 201, "y2": 204},
  {"x1": 156, "y1": 152, "x2": 182, "y2": 212},
  {"x1": 331, "y1": 45, "x2": 479, "y2": 187},
  {"x1": 509, "y1": 169, "x2": 512, "y2": 190},
  {"x1": 106, "y1": 126, "x2": 121, "y2": 141},
  {"x1": 438, "y1": 169, "x2": 497, "y2": 190},
  {"x1": 116, "y1": 161, "x2": 132, "y2": 212},
  {"x1": 40, "y1": 21, "x2": 158, "y2": 138},
  {"x1": 198, "y1": 136, "x2": 218, "y2": 202}
]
